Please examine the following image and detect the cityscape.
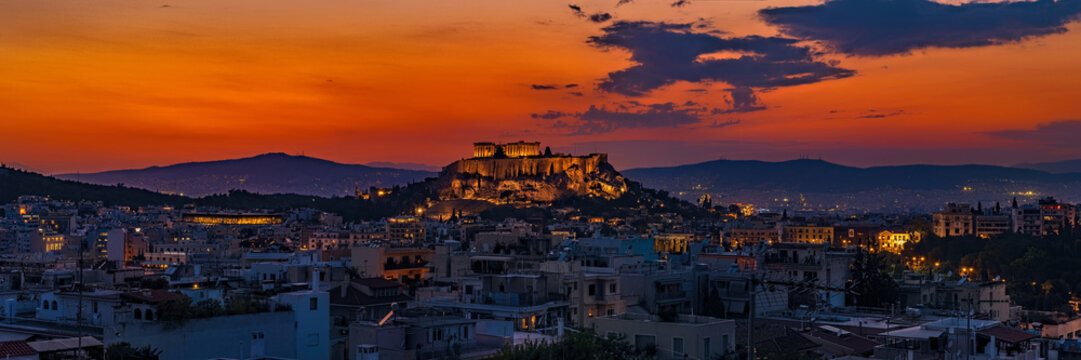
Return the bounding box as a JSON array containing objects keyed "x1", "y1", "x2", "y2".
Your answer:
[{"x1": 4, "y1": 1, "x2": 1081, "y2": 360}]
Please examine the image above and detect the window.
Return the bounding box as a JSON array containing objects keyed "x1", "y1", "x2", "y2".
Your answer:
[
  {"x1": 145, "y1": 310, "x2": 154, "y2": 321},
  {"x1": 672, "y1": 337, "x2": 685, "y2": 356},
  {"x1": 609, "y1": 283, "x2": 617, "y2": 293},
  {"x1": 703, "y1": 337, "x2": 711, "y2": 357},
  {"x1": 42, "y1": 300, "x2": 49, "y2": 310},
  {"x1": 722, "y1": 335, "x2": 729, "y2": 354},
  {"x1": 634, "y1": 334, "x2": 656, "y2": 352},
  {"x1": 588, "y1": 284, "x2": 596, "y2": 296},
  {"x1": 607, "y1": 309, "x2": 614, "y2": 316},
  {"x1": 134, "y1": 309, "x2": 142, "y2": 320},
  {"x1": 310, "y1": 297, "x2": 318, "y2": 310}
]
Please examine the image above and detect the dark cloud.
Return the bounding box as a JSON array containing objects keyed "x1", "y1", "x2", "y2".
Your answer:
[
  {"x1": 708, "y1": 119, "x2": 741, "y2": 128},
  {"x1": 986, "y1": 120, "x2": 1081, "y2": 148},
  {"x1": 531, "y1": 84, "x2": 560, "y2": 90},
  {"x1": 617, "y1": 0, "x2": 633, "y2": 6},
  {"x1": 568, "y1": 91, "x2": 584, "y2": 96},
  {"x1": 856, "y1": 109, "x2": 906, "y2": 119},
  {"x1": 533, "y1": 101, "x2": 734, "y2": 134},
  {"x1": 588, "y1": 21, "x2": 854, "y2": 96},
  {"x1": 589, "y1": 12, "x2": 613, "y2": 23},
  {"x1": 564, "y1": 84, "x2": 579, "y2": 88},
  {"x1": 760, "y1": 0, "x2": 1081, "y2": 56},
  {"x1": 718, "y1": 87, "x2": 767, "y2": 113},
  {"x1": 568, "y1": 4, "x2": 585, "y2": 17},
  {"x1": 671, "y1": 0, "x2": 690, "y2": 7}
]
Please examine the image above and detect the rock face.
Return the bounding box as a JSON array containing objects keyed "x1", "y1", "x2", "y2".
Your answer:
[{"x1": 434, "y1": 154, "x2": 627, "y2": 204}]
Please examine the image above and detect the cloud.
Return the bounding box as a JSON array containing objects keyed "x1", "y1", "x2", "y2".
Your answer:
[
  {"x1": 708, "y1": 119, "x2": 741, "y2": 128},
  {"x1": 717, "y1": 87, "x2": 767, "y2": 113},
  {"x1": 759, "y1": 0, "x2": 1081, "y2": 56},
  {"x1": 569, "y1": 4, "x2": 585, "y2": 17},
  {"x1": 531, "y1": 110, "x2": 572, "y2": 120},
  {"x1": 531, "y1": 84, "x2": 560, "y2": 90},
  {"x1": 855, "y1": 109, "x2": 906, "y2": 119},
  {"x1": 589, "y1": 12, "x2": 613, "y2": 23},
  {"x1": 617, "y1": 0, "x2": 633, "y2": 6},
  {"x1": 533, "y1": 101, "x2": 733, "y2": 134},
  {"x1": 587, "y1": 21, "x2": 855, "y2": 96},
  {"x1": 985, "y1": 120, "x2": 1081, "y2": 148},
  {"x1": 671, "y1": 0, "x2": 690, "y2": 7}
]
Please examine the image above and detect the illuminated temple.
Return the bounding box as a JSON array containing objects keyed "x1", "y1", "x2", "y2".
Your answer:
[
  {"x1": 182, "y1": 213, "x2": 283, "y2": 225},
  {"x1": 473, "y1": 141, "x2": 541, "y2": 158}
]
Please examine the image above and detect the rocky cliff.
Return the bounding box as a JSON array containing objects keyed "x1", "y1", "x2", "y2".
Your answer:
[{"x1": 433, "y1": 154, "x2": 627, "y2": 204}]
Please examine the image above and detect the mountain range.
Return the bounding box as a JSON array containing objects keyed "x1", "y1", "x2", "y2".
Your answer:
[
  {"x1": 622, "y1": 159, "x2": 1081, "y2": 211},
  {"x1": 55, "y1": 153, "x2": 435, "y2": 198},
  {"x1": 1014, "y1": 159, "x2": 1081, "y2": 174},
  {"x1": 22, "y1": 154, "x2": 1081, "y2": 212}
]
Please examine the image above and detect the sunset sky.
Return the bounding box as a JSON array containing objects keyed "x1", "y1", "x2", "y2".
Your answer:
[{"x1": 2, "y1": 0, "x2": 1081, "y2": 173}]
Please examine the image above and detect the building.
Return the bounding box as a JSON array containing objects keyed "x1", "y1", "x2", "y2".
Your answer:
[
  {"x1": 975, "y1": 213, "x2": 1011, "y2": 238},
  {"x1": 833, "y1": 225, "x2": 879, "y2": 249},
  {"x1": 352, "y1": 246, "x2": 433, "y2": 285},
  {"x1": 593, "y1": 313, "x2": 736, "y2": 360},
  {"x1": 876, "y1": 230, "x2": 920, "y2": 254},
  {"x1": 387, "y1": 216, "x2": 425, "y2": 244},
  {"x1": 782, "y1": 225, "x2": 834, "y2": 244},
  {"x1": 564, "y1": 270, "x2": 625, "y2": 326},
  {"x1": 472, "y1": 141, "x2": 541, "y2": 158},
  {"x1": 1008, "y1": 198, "x2": 1071, "y2": 237},
  {"x1": 181, "y1": 212, "x2": 283, "y2": 225},
  {"x1": 762, "y1": 243, "x2": 853, "y2": 308},
  {"x1": 933, "y1": 203, "x2": 974, "y2": 237},
  {"x1": 727, "y1": 228, "x2": 780, "y2": 246}
]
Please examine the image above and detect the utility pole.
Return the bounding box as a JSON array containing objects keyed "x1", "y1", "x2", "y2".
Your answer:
[{"x1": 746, "y1": 274, "x2": 755, "y2": 360}]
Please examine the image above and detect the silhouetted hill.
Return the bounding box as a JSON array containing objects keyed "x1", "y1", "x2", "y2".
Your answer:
[
  {"x1": 55, "y1": 153, "x2": 435, "y2": 197},
  {"x1": 0, "y1": 166, "x2": 187, "y2": 206},
  {"x1": 1015, "y1": 159, "x2": 1081, "y2": 174},
  {"x1": 624, "y1": 159, "x2": 1081, "y2": 193},
  {"x1": 623, "y1": 159, "x2": 1081, "y2": 212}
]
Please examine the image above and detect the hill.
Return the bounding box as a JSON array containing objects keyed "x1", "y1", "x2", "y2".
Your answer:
[
  {"x1": 1015, "y1": 159, "x2": 1081, "y2": 174},
  {"x1": 55, "y1": 153, "x2": 435, "y2": 197},
  {"x1": 1, "y1": 166, "x2": 187, "y2": 206},
  {"x1": 623, "y1": 159, "x2": 1081, "y2": 212}
]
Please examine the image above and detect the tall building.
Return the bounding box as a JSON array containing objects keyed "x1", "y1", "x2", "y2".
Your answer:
[{"x1": 386, "y1": 216, "x2": 425, "y2": 244}]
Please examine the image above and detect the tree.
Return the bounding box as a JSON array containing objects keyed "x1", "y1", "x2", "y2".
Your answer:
[
  {"x1": 848, "y1": 250, "x2": 898, "y2": 308},
  {"x1": 492, "y1": 331, "x2": 647, "y2": 360},
  {"x1": 106, "y1": 342, "x2": 162, "y2": 360}
]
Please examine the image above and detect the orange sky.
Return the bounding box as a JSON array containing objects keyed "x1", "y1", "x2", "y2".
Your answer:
[{"x1": 2, "y1": 0, "x2": 1080, "y2": 173}]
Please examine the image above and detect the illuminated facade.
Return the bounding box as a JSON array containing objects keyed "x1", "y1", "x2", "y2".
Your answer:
[
  {"x1": 877, "y1": 230, "x2": 921, "y2": 254},
  {"x1": 472, "y1": 141, "x2": 541, "y2": 158},
  {"x1": 653, "y1": 233, "x2": 692, "y2": 254},
  {"x1": 933, "y1": 203, "x2": 974, "y2": 237},
  {"x1": 727, "y1": 228, "x2": 779, "y2": 246},
  {"x1": 781, "y1": 225, "x2": 834, "y2": 244},
  {"x1": 182, "y1": 213, "x2": 283, "y2": 225},
  {"x1": 387, "y1": 216, "x2": 425, "y2": 244},
  {"x1": 28, "y1": 230, "x2": 65, "y2": 253}
]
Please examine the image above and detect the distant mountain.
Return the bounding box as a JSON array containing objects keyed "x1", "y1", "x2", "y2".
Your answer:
[
  {"x1": 1015, "y1": 159, "x2": 1081, "y2": 174},
  {"x1": 623, "y1": 159, "x2": 1081, "y2": 211},
  {"x1": 55, "y1": 153, "x2": 435, "y2": 198},
  {"x1": 363, "y1": 161, "x2": 441, "y2": 172}
]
